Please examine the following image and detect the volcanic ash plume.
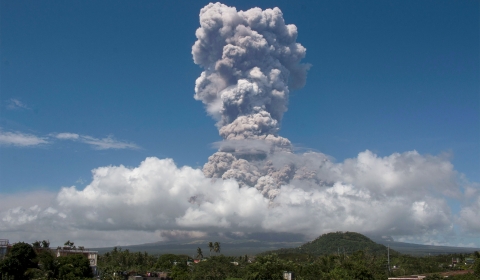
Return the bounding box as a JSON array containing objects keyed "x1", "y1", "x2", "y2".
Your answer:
[
  {"x1": 0, "y1": 3, "x2": 469, "y2": 246},
  {"x1": 193, "y1": 3, "x2": 312, "y2": 197}
]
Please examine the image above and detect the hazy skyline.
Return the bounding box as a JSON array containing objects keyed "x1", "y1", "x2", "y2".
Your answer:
[{"x1": 1, "y1": 0, "x2": 478, "y2": 248}]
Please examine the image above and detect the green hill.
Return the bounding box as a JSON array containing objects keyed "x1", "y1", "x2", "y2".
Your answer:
[{"x1": 263, "y1": 231, "x2": 394, "y2": 256}]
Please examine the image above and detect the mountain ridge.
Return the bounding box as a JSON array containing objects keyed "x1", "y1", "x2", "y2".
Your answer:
[
  {"x1": 262, "y1": 231, "x2": 393, "y2": 256},
  {"x1": 91, "y1": 232, "x2": 480, "y2": 256}
]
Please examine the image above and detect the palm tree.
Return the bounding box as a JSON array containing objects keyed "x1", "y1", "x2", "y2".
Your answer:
[
  {"x1": 196, "y1": 247, "x2": 203, "y2": 259},
  {"x1": 64, "y1": 240, "x2": 74, "y2": 249},
  {"x1": 213, "y1": 242, "x2": 220, "y2": 255},
  {"x1": 208, "y1": 242, "x2": 214, "y2": 257},
  {"x1": 32, "y1": 241, "x2": 41, "y2": 249},
  {"x1": 41, "y1": 240, "x2": 50, "y2": 248}
]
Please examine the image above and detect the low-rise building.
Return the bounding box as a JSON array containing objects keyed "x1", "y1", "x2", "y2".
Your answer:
[
  {"x1": 56, "y1": 247, "x2": 98, "y2": 274},
  {"x1": 0, "y1": 239, "x2": 10, "y2": 260},
  {"x1": 465, "y1": 258, "x2": 475, "y2": 265},
  {"x1": 283, "y1": 271, "x2": 295, "y2": 280}
]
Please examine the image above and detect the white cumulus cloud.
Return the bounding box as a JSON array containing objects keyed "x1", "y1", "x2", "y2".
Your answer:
[
  {"x1": 1, "y1": 150, "x2": 473, "y2": 247},
  {"x1": 0, "y1": 3, "x2": 478, "y2": 249}
]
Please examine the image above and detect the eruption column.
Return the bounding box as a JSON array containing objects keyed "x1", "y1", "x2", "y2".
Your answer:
[{"x1": 193, "y1": 3, "x2": 310, "y2": 197}]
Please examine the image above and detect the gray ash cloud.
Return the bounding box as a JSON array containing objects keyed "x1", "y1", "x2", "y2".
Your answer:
[{"x1": 192, "y1": 2, "x2": 314, "y2": 198}]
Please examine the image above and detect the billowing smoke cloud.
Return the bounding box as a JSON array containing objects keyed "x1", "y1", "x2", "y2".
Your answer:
[
  {"x1": 0, "y1": 3, "x2": 478, "y2": 247},
  {"x1": 192, "y1": 2, "x2": 314, "y2": 198},
  {"x1": 193, "y1": 3, "x2": 310, "y2": 138}
]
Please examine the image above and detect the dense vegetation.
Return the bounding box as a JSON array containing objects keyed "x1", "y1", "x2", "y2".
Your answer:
[
  {"x1": 0, "y1": 241, "x2": 93, "y2": 280},
  {"x1": 263, "y1": 231, "x2": 394, "y2": 257},
  {"x1": 1, "y1": 233, "x2": 479, "y2": 279},
  {"x1": 95, "y1": 233, "x2": 480, "y2": 280},
  {"x1": 96, "y1": 248, "x2": 480, "y2": 280}
]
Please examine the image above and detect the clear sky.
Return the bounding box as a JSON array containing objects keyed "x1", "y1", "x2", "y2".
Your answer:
[{"x1": 0, "y1": 0, "x2": 479, "y2": 248}]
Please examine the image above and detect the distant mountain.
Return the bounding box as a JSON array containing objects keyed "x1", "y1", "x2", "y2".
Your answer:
[
  {"x1": 91, "y1": 239, "x2": 303, "y2": 256},
  {"x1": 368, "y1": 236, "x2": 480, "y2": 256},
  {"x1": 263, "y1": 231, "x2": 392, "y2": 256},
  {"x1": 90, "y1": 232, "x2": 480, "y2": 257}
]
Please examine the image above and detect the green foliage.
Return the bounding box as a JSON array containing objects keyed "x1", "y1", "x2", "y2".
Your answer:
[
  {"x1": 447, "y1": 273, "x2": 479, "y2": 279},
  {"x1": 155, "y1": 254, "x2": 183, "y2": 271},
  {"x1": 191, "y1": 255, "x2": 238, "y2": 280},
  {"x1": 474, "y1": 251, "x2": 480, "y2": 277},
  {"x1": 304, "y1": 232, "x2": 389, "y2": 256},
  {"x1": 35, "y1": 250, "x2": 58, "y2": 279},
  {"x1": 208, "y1": 242, "x2": 214, "y2": 257},
  {"x1": 264, "y1": 232, "x2": 394, "y2": 258},
  {"x1": 245, "y1": 254, "x2": 293, "y2": 280},
  {"x1": 323, "y1": 266, "x2": 350, "y2": 280},
  {"x1": 425, "y1": 273, "x2": 444, "y2": 280},
  {"x1": 41, "y1": 240, "x2": 50, "y2": 248},
  {"x1": 196, "y1": 247, "x2": 203, "y2": 259},
  {"x1": 92, "y1": 234, "x2": 479, "y2": 280},
  {"x1": 288, "y1": 251, "x2": 384, "y2": 280},
  {"x1": 170, "y1": 260, "x2": 190, "y2": 280},
  {"x1": 57, "y1": 254, "x2": 93, "y2": 279},
  {"x1": 32, "y1": 241, "x2": 42, "y2": 249},
  {"x1": 32, "y1": 240, "x2": 50, "y2": 250},
  {"x1": 0, "y1": 242, "x2": 38, "y2": 279},
  {"x1": 97, "y1": 247, "x2": 157, "y2": 276},
  {"x1": 0, "y1": 240, "x2": 96, "y2": 280},
  {"x1": 213, "y1": 242, "x2": 221, "y2": 255}
]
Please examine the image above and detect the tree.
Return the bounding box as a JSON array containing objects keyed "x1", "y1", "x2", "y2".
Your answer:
[
  {"x1": 191, "y1": 255, "x2": 238, "y2": 280},
  {"x1": 155, "y1": 254, "x2": 180, "y2": 271},
  {"x1": 57, "y1": 254, "x2": 93, "y2": 279},
  {"x1": 474, "y1": 251, "x2": 480, "y2": 277},
  {"x1": 0, "y1": 242, "x2": 38, "y2": 279},
  {"x1": 41, "y1": 240, "x2": 50, "y2": 248},
  {"x1": 214, "y1": 242, "x2": 221, "y2": 255},
  {"x1": 208, "y1": 242, "x2": 214, "y2": 257},
  {"x1": 63, "y1": 240, "x2": 75, "y2": 248},
  {"x1": 246, "y1": 254, "x2": 291, "y2": 280},
  {"x1": 425, "y1": 273, "x2": 443, "y2": 280},
  {"x1": 170, "y1": 260, "x2": 189, "y2": 280},
  {"x1": 196, "y1": 247, "x2": 203, "y2": 259},
  {"x1": 324, "y1": 266, "x2": 350, "y2": 280},
  {"x1": 35, "y1": 250, "x2": 58, "y2": 280},
  {"x1": 32, "y1": 241, "x2": 41, "y2": 249}
]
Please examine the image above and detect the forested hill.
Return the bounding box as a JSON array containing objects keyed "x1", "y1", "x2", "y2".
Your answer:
[{"x1": 263, "y1": 231, "x2": 394, "y2": 256}]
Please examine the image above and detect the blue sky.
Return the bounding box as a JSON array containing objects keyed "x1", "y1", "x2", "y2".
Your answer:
[{"x1": 0, "y1": 0, "x2": 479, "y2": 247}]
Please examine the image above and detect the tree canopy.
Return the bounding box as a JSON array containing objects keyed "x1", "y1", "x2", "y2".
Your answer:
[
  {"x1": 0, "y1": 242, "x2": 37, "y2": 279},
  {"x1": 264, "y1": 231, "x2": 394, "y2": 257},
  {"x1": 0, "y1": 240, "x2": 93, "y2": 280}
]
